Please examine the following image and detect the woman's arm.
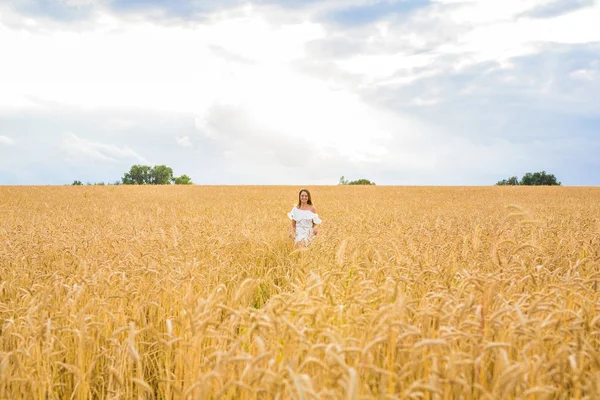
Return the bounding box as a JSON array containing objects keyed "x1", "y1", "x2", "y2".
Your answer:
[{"x1": 289, "y1": 220, "x2": 296, "y2": 238}]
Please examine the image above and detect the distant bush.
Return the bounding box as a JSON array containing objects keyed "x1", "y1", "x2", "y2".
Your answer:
[
  {"x1": 497, "y1": 171, "x2": 561, "y2": 186},
  {"x1": 339, "y1": 176, "x2": 376, "y2": 186},
  {"x1": 174, "y1": 174, "x2": 193, "y2": 185}
]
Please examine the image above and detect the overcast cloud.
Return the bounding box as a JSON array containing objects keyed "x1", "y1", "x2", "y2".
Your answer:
[{"x1": 0, "y1": 0, "x2": 598, "y2": 185}]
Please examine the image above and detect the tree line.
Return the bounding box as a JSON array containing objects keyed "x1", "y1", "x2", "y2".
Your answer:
[
  {"x1": 336, "y1": 171, "x2": 561, "y2": 186},
  {"x1": 72, "y1": 169, "x2": 560, "y2": 186},
  {"x1": 496, "y1": 171, "x2": 561, "y2": 186},
  {"x1": 338, "y1": 176, "x2": 376, "y2": 185},
  {"x1": 72, "y1": 165, "x2": 193, "y2": 185}
]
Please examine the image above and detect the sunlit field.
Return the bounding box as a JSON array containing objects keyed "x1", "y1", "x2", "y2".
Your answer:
[{"x1": 1, "y1": 186, "x2": 599, "y2": 399}]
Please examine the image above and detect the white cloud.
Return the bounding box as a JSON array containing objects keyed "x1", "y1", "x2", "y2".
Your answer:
[
  {"x1": 61, "y1": 132, "x2": 148, "y2": 164},
  {"x1": 0, "y1": 5, "x2": 325, "y2": 115},
  {"x1": 176, "y1": 136, "x2": 193, "y2": 148},
  {"x1": 570, "y1": 68, "x2": 597, "y2": 81},
  {"x1": 194, "y1": 66, "x2": 433, "y2": 165},
  {"x1": 410, "y1": 97, "x2": 442, "y2": 106},
  {"x1": 0, "y1": 135, "x2": 15, "y2": 145},
  {"x1": 331, "y1": 0, "x2": 600, "y2": 81},
  {"x1": 64, "y1": 0, "x2": 97, "y2": 6}
]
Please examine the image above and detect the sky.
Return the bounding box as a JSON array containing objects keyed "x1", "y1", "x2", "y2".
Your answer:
[{"x1": 0, "y1": 0, "x2": 599, "y2": 185}]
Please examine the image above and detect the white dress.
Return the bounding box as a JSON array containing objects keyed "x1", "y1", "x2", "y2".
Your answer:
[{"x1": 288, "y1": 207, "x2": 322, "y2": 244}]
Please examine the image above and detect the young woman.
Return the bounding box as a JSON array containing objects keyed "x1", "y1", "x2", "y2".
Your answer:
[{"x1": 288, "y1": 189, "x2": 322, "y2": 247}]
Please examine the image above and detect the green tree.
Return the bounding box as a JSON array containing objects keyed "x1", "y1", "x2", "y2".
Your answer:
[
  {"x1": 496, "y1": 171, "x2": 561, "y2": 186},
  {"x1": 174, "y1": 174, "x2": 193, "y2": 185},
  {"x1": 520, "y1": 173, "x2": 534, "y2": 185},
  {"x1": 338, "y1": 176, "x2": 375, "y2": 185},
  {"x1": 122, "y1": 165, "x2": 152, "y2": 185},
  {"x1": 150, "y1": 165, "x2": 174, "y2": 185},
  {"x1": 72, "y1": 180, "x2": 83, "y2": 186},
  {"x1": 520, "y1": 171, "x2": 560, "y2": 186},
  {"x1": 121, "y1": 165, "x2": 192, "y2": 185},
  {"x1": 348, "y1": 178, "x2": 375, "y2": 185},
  {"x1": 496, "y1": 176, "x2": 519, "y2": 185}
]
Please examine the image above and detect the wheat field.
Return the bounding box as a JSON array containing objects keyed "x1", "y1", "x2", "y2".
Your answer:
[{"x1": 1, "y1": 185, "x2": 599, "y2": 399}]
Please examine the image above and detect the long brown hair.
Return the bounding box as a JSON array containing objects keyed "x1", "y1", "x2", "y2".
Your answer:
[{"x1": 297, "y1": 189, "x2": 313, "y2": 207}]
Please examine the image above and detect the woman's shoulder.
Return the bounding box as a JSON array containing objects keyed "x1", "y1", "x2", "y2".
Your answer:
[{"x1": 295, "y1": 206, "x2": 317, "y2": 213}]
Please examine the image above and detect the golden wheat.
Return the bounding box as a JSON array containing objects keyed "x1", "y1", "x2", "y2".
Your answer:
[{"x1": 1, "y1": 185, "x2": 599, "y2": 399}]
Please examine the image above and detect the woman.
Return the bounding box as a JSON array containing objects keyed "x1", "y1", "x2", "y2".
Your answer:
[{"x1": 288, "y1": 189, "x2": 322, "y2": 247}]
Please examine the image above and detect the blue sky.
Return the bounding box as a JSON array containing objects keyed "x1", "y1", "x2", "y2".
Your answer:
[{"x1": 0, "y1": 0, "x2": 599, "y2": 185}]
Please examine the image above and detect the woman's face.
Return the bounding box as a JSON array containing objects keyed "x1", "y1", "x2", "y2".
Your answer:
[{"x1": 300, "y1": 191, "x2": 309, "y2": 204}]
